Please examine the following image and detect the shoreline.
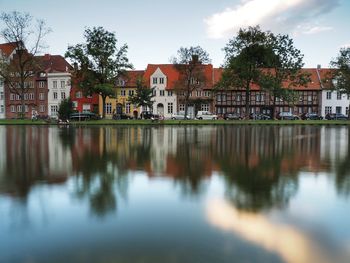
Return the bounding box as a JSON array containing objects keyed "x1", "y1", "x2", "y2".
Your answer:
[{"x1": 0, "y1": 119, "x2": 349, "y2": 126}]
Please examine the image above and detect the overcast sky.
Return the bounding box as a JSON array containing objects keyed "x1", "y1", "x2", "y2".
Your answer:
[{"x1": 0, "y1": 0, "x2": 349, "y2": 69}]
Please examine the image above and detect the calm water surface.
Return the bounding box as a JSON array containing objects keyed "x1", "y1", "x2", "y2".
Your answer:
[{"x1": 0, "y1": 125, "x2": 350, "y2": 263}]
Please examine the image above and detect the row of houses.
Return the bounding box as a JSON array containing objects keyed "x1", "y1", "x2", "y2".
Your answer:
[{"x1": 1, "y1": 42, "x2": 349, "y2": 120}]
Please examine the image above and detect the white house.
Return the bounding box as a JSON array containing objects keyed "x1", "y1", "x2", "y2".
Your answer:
[
  {"x1": 317, "y1": 66, "x2": 350, "y2": 117},
  {"x1": 47, "y1": 72, "x2": 71, "y2": 118},
  {"x1": 147, "y1": 65, "x2": 177, "y2": 119}
]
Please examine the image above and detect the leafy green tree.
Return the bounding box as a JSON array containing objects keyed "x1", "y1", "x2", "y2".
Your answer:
[
  {"x1": 65, "y1": 26, "x2": 132, "y2": 118},
  {"x1": 172, "y1": 46, "x2": 211, "y2": 118},
  {"x1": 0, "y1": 11, "x2": 50, "y2": 118},
  {"x1": 58, "y1": 98, "x2": 73, "y2": 120},
  {"x1": 219, "y1": 26, "x2": 271, "y2": 118},
  {"x1": 259, "y1": 33, "x2": 309, "y2": 118},
  {"x1": 128, "y1": 80, "x2": 155, "y2": 110},
  {"x1": 330, "y1": 47, "x2": 350, "y2": 119},
  {"x1": 218, "y1": 26, "x2": 308, "y2": 119}
]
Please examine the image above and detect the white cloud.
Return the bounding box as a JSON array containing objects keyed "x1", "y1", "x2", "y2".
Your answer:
[
  {"x1": 296, "y1": 25, "x2": 333, "y2": 35},
  {"x1": 205, "y1": 0, "x2": 339, "y2": 39}
]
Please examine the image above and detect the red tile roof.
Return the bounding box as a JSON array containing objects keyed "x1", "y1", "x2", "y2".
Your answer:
[
  {"x1": 122, "y1": 70, "x2": 145, "y2": 86},
  {"x1": 143, "y1": 63, "x2": 214, "y2": 90},
  {"x1": 0, "y1": 42, "x2": 18, "y2": 56},
  {"x1": 36, "y1": 54, "x2": 72, "y2": 73}
]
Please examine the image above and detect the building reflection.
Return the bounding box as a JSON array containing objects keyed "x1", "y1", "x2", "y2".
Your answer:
[{"x1": 0, "y1": 125, "x2": 349, "y2": 214}]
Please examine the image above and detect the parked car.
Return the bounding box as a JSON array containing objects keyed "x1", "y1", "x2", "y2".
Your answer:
[
  {"x1": 276, "y1": 112, "x2": 300, "y2": 120},
  {"x1": 171, "y1": 111, "x2": 190, "y2": 120},
  {"x1": 300, "y1": 113, "x2": 323, "y2": 120},
  {"x1": 113, "y1": 113, "x2": 132, "y2": 120},
  {"x1": 223, "y1": 113, "x2": 242, "y2": 120},
  {"x1": 249, "y1": 113, "x2": 272, "y2": 120},
  {"x1": 325, "y1": 113, "x2": 348, "y2": 120},
  {"x1": 196, "y1": 111, "x2": 218, "y2": 120},
  {"x1": 140, "y1": 111, "x2": 155, "y2": 119},
  {"x1": 69, "y1": 112, "x2": 101, "y2": 121}
]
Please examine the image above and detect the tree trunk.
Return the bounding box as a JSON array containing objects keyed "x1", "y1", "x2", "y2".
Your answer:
[
  {"x1": 272, "y1": 95, "x2": 277, "y2": 119},
  {"x1": 102, "y1": 96, "x2": 106, "y2": 119},
  {"x1": 348, "y1": 101, "x2": 350, "y2": 120},
  {"x1": 20, "y1": 92, "x2": 25, "y2": 119}
]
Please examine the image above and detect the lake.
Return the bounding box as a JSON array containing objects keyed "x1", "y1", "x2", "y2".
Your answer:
[{"x1": 0, "y1": 125, "x2": 349, "y2": 263}]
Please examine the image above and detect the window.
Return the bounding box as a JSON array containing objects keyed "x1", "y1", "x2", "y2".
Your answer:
[
  {"x1": 10, "y1": 94, "x2": 15, "y2": 100},
  {"x1": 153, "y1": 90, "x2": 156, "y2": 96},
  {"x1": 179, "y1": 104, "x2": 185, "y2": 111},
  {"x1": 152, "y1": 77, "x2": 157, "y2": 84},
  {"x1": 337, "y1": 92, "x2": 342, "y2": 100},
  {"x1": 0, "y1": 92, "x2": 4, "y2": 100},
  {"x1": 160, "y1": 90, "x2": 165, "y2": 96},
  {"x1": 39, "y1": 81, "x2": 45, "y2": 88},
  {"x1": 17, "y1": 105, "x2": 22, "y2": 112},
  {"x1": 29, "y1": 93, "x2": 34, "y2": 100},
  {"x1": 196, "y1": 90, "x2": 202, "y2": 97},
  {"x1": 201, "y1": 104, "x2": 209, "y2": 111},
  {"x1": 76, "y1": 91, "x2": 82, "y2": 98},
  {"x1": 39, "y1": 93, "x2": 45, "y2": 100},
  {"x1": 128, "y1": 90, "x2": 134, "y2": 96},
  {"x1": 117, "y1": 79, "x2": 125, "y2": 86},
  {"x1": 83, "y1": 104, "x2": 91, "y2": 112},
  {"x1": 51, "y1": 105, "x2": 58, "y2": 115},
  {"x1": 159, "y1": 77, "x2": 164, "y2": 84},
  {"x1": 237, "y1": 95, "x2": 241, "y2": 102},
  {"x1": 189, "y1": 92, "x2": 192, "y2": 97},
  {"x1": 204, "y1": 91, "x2": 210, "y2": 97},
  {"x1": 39, "y1": 105, "x2": 45, "y2": 112},
  {"x1": 346, "y1": 107, "x2": 349, "y2": 116},
  {"x1": 25, "y1": 82, "x2": 33, "y2": 89},
  {"x1": 299, "y1": 96, "x2": 303, "y2": 102},
  {"x1": 0, "y1": 105, "x2": 4, "y2": 113},
  {"x1": 105, "y1": 103, "x2": 112, "y2": 114},
  {"x1": 167, "y1": 91, "x2": 173, "y2": 96},
  {"x1": 326, "y1": 91, "x2": 331, "y2": 100},
  {"x1": 336, "y1": 106, "x2": 342, "y2": 114},
  {"x1": 307, "y1": 95, "x2": 312, "y2": 102},
  {"x1": 126, "y1": 103, "x2": 130, "y2": 114},
  {"x1": 61, "y1": 92, "x2": 66, "y2": 99},
  {"x1": 325, "y1": 106, "x2": 332, "y2": 114},
  {"x1": 53, "y1": 81, "x2": 57, "y2": 88},
  {"x1": 190, "y1": 77, "x2": 199, "y2": 85},
  {"x1": 168, "y1": 102, "x2": 173, "y2": 114},
  {"x1": 120, "y1": 90, "x2": 126, "y2": 96},
  {"x1": 10, "y1": 105, "x2": 15, "y2": 112},
  {"x1": 53, "y1": 92, "x2": 58, "y2": 100},
  {"x1": 24, "y1": 94, "x2": 28, "y2": 100},
  {"x1": 72, "y1": 101, "x2": 78, "y2": 108},
  {"x1": 25, "y1": 105, "x2": 29, "y2": 112},
  {"x1": 61, "y1": 81, "x2": 65, "y2": 88},
  {"x1": 16, "y1": 95, "x2": 20, "y2": 100}
]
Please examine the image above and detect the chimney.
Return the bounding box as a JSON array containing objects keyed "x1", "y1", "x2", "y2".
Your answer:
[{"x1": 317, "y1": 64, "x2": 321, "y2": 69}]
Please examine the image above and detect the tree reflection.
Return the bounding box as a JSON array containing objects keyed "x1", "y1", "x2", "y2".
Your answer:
[{"x1": 335, "y1": 127, "x2": 350, "y2": 197}]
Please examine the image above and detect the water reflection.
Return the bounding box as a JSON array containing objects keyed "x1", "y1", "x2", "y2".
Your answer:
[
  {"x1": 0, "y1": 125, "x2": 349, "y2": 211},
  {"x1": 0, "y1": 125, "x2": 350, "y2": 263}
]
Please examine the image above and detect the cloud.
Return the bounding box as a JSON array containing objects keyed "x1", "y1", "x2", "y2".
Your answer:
[{"x1": 205, "y1": 0, "x2": 340, "y2": 39}]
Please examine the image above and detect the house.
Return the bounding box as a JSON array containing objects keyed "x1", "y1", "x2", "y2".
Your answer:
[
  {"x1": 37, "y1": 54, "x2": 72, "y2": 118},
  {"x1": 214, "y1": 68, "x2": 322, "y2": 117},
  {"x1": 143, "y1": 63, "x2": 215, "y2": 118},
  {"x1": 316, "y1": 66, "x2": 349, "y2": 117},
  {"x1": 98, "y1": 70, "x2": 144, "y2": 119},
  {"x1": 70, "y1": 78, "x2": 100, "y2": 114}
]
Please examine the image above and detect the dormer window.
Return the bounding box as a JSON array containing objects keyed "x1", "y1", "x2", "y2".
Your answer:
[
  {"x1": 159, "y1": 77, "x2": 164, "y2": 84},
  {"x1": 117, "y1": 79, "x2": 125, "y2": 86},
  {"x1": 153, "y1": 77, "x2": 158, "y2": 84}
]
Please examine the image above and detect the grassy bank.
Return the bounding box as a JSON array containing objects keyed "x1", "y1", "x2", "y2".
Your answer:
[{"x1": 1, "y1": 119, "x2": 349, "y2": 126}]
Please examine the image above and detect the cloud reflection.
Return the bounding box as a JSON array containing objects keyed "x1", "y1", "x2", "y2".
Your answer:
[{"x1": 206, "y1": 198, "x2": 346, "y2": 263}]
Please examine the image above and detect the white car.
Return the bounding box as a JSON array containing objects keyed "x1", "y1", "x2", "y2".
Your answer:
[
  {"x1": 171, "y1": 111, "x2": 190, "y2": 120},
  {"x1": 196, "y1": 111, "x2": 218, "y2": 120}
]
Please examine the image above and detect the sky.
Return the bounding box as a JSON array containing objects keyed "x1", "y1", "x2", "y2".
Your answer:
[{"x1": 0, "y1": 0, "x2": 349, "y2": 70}]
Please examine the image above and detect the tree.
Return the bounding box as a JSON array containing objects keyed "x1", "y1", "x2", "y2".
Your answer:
[
  {"x1": 218, "y1": 26, "x2": 308, "y2": 119},
  {"x1": 330, "y1": 47, "x2": 350, "y2": 119},
  {"x1": 218, "y1": 26, "x2": 271, "y2": 118},
  {"x1": 259, "y1": 33, "x2": 309, "y2": 118},
  {"x1": 128, "y1": 80, "x2": 155, "y2": 110},
  {"x1": 58, "y1": 98, "x2": 73, "y2": 120},
  {"x1": 172, "y1": 46, "x2": 211, "y2": 118},
  {"x1": 0, "y1": 11, "x2": 50, "y2": 118},
  {"x1": 65, "y1": 26, "x2": 132, "y2": 119}
]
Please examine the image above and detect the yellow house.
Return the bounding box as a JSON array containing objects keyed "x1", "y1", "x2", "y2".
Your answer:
[{"x1": 98, "y1": 70, "x2": 144, "y2": 119}]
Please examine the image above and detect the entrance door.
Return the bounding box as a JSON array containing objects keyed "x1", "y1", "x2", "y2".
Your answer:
[{"x1": 157, "y1": 103, "x2": 164, "y2": 115}]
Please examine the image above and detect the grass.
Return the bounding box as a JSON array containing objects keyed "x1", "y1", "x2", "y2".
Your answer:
[{"x1": 1, "y1": 119, "x2": 349, "y2": 126}]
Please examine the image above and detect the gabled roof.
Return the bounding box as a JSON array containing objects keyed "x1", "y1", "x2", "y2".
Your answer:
[
  {"x1": 143, "y1": 63, "x2": 214, "y2": 89},
  {"x1": 36, "y1": 54, "x2": 72, "y2": 73},
  {"x1": 0, "y1": 42, "x2": 18, "y2": 57}
]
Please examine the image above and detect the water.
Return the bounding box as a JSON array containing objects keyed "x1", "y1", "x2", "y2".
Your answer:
[{"x1": 0, "y1": 125, "x2": 349, "y2": 263}]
